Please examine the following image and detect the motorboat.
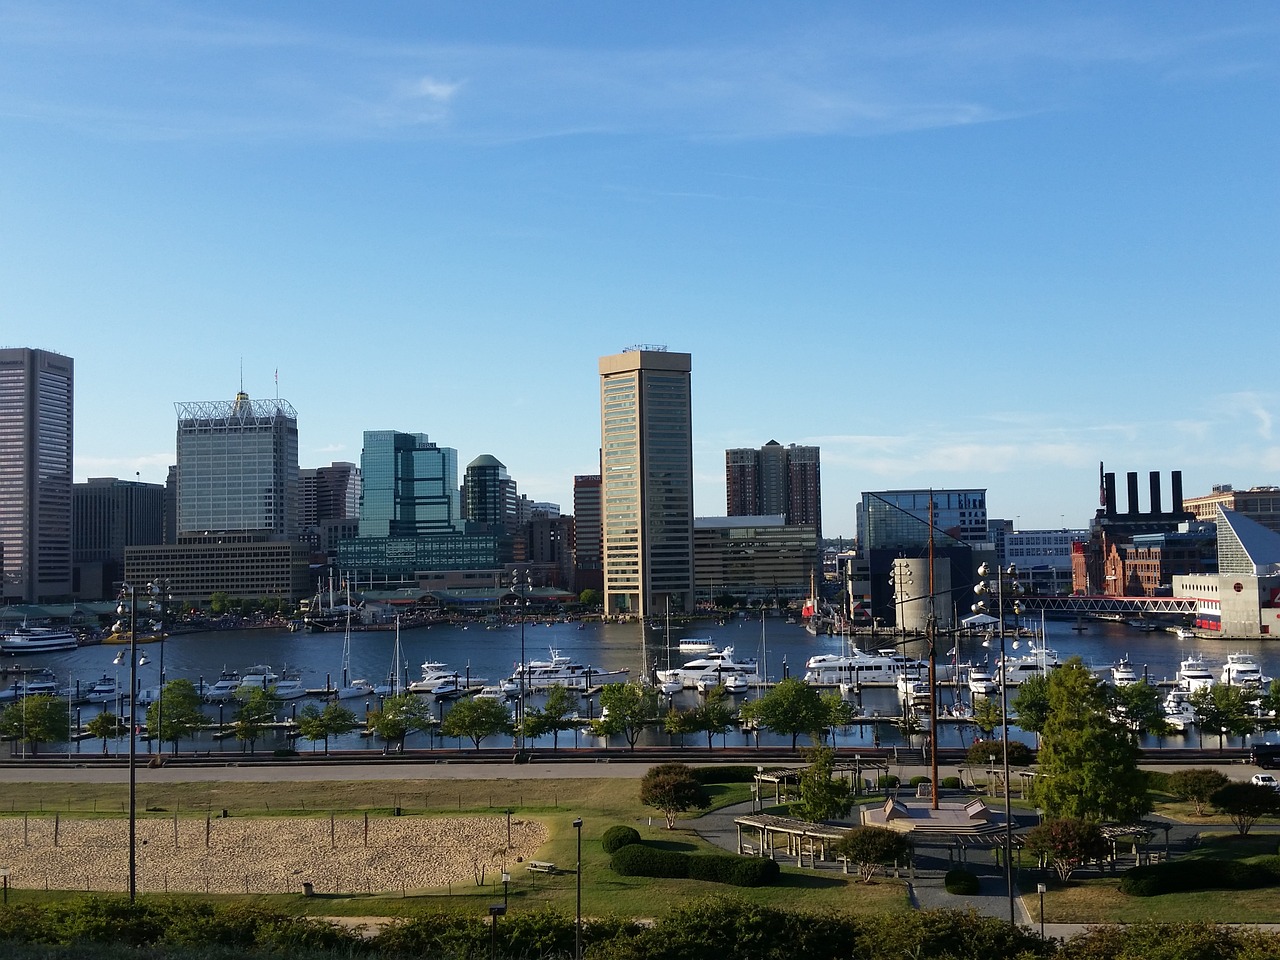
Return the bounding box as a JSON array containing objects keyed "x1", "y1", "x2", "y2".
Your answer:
[
  {"x1": 238, "y1": 665, "x2": 308, "y2": 699},
  {"x1": 409, "y1": 661, "x2": 469, "y2": 697},
  {"x1": 1176, "y1": 656, "x2": 1216, "y2": 693},
  {"x1": 1112, "y1": 658, "x2": 1141, "y2": 687},
  {"x1": 84, "y1": 674, "x2": 120, "y2": 703},
  {"x1": 0, "y1": 624, "x2": 79, "y2": 654},
  {"x1": 721, "y1": 673, "x2": 748, "y2": 695},
  {"x1": 1163, "y1": 689, "x2": 1196, "y2": 731},
  {"x1": 0, "y1": 670, "x2": 62, "y2": 700},
  {"x1": 1221, "y1": 652, "x2": 1270, "y2": 688},
  {"x1": 695, "y1": 672, "x2": 748, "y2": 695},
  {"x1": 677, "y1": 638, "x2": 715, "y2": 654},
  {"x1": 506, "y1": 648, "x2": 629, "y2": 692},
  {"x1": 967, "y1": 665, "x2": 998, "y2": 697},
  {"x1": 898, "y1": 679, "x2": 933, "y2": 713},
  {"x1": 202, "y1": 668, "x2": 244, "y2": 702},
  {"x1": 994, "y1": 643, "x2": 1060, "y2": 685},
  {"x1": 656, "y1": 645, "x2": 761, "y2": 689},
  {"x1": 803, "y1": 647, "x2": 931, "y2": 686}
]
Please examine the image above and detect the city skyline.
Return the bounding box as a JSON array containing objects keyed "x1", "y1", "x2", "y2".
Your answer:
[{"x1": 2, "y1": 3, "x2": 1276, "y2": 538}]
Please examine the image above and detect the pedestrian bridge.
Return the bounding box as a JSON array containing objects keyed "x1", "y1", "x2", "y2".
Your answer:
[{"x1": 1020, "y1": 595, "x2": 1196, "y2": 616}]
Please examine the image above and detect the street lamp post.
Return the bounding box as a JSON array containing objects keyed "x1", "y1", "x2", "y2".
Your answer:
[
  {"x1": 511, "y1": 570, "x2": 531, "y2": 752},
  {"x1": 115, "y1": 583, "x2": 140, "y2": 900},
  {"x1": 573, "y1": 817, "x2": 583, "y2": 960},
  {"x1": 973, "y1": 562, "x2": 1024, "y2": 927}
]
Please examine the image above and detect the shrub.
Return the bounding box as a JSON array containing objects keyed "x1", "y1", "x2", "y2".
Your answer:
[
  {"x1": 610, "y1": 843, "x2": 689, "y2": 879},
  {"x1": 602, "y1": 825, "x2": 642, "y2": 854},
  {"x1": 686, "y1": 854, "x2": 780, "y2": 887},
  {"x1": 1251, "y1": 855, "x2": 1280, "y2": 881},
  {"x1": 908, "y1": 776, "x2": 931, "y2": 788},
  {"x1": 941, "y1": 776, "x2": 962, "y2": 789},
  {"x1": 1120, "y1": 858, "x2": 1269, "y2": 897},
  {"x1": 966, "y1": 739, "x2": 1034, "y2": 768},
  {"x1": 877, "y1": 774, "x2": 900, "y2": 789},
  {"x1": 944, "y1": 868, "x2": 980, "y2": 895}
]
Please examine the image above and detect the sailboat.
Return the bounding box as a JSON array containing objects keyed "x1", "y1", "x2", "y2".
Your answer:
[
  {"x1": 333, "y1": 605, "x2": 374, "y2": 700},
  {"x1": 373, "y1": 616, "x2": 408, "y2": 697},
  {"x1": 659, "y1": 599, "x2": 683, "y2": 695}
]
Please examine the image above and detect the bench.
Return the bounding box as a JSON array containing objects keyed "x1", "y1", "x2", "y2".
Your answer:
[{"x1": 527, "y1": 861, "x2": 557, "y2": 874}]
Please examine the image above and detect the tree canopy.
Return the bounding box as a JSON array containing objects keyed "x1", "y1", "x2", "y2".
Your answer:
[
  {"x1": 833, "y1": 826, "x2": 910, "y2": 883},
  {"x1": 370, "y1": 693, "x2": 438, "y2": 752},
  {"x1": 595, "y1": 683, "x2": 661, "y2": 750},
  {"x1": 739, "y1": 677, "x2": 827, "y2": 749},
  {"x1": 520, "y1": 684, "x2": 579, "y2": 749},
  {"x1": 0, "y1": 694, "x2": 70, "y2": 755},
  {"x1": 439, "y1": 695, "x2": 512, "y2": 749},
  {"x1": 232, "y1": 685, "x2": 280, "y2": 754},
  {"x1": 146, "y1": 679, "x2": 205, "y2": 755},
  {"x1": 639, "y1": 762, "x2": 711, "y2": 828},
  {"x1": 1190, "y1": 684, "x2": 1258, "y2": 749},
  {"x1": 795, "y1": 745, "x2": 855, "y2": 822},
  {"x1": 296, "y1": 701, "x2": 359, "y2": 754},
  {"x1": 1028, "y1": 657, "x2": 1150, "y2": 823}
]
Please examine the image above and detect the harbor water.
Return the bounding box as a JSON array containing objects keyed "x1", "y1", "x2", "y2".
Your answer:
[{"x1": 3, "y1": 614, "x2": 1276, "y2": 755}]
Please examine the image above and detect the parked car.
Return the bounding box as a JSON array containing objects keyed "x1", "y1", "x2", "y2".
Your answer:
[{"x1": 1251, "y1": 773, "x2": 1280, "y2": 790}]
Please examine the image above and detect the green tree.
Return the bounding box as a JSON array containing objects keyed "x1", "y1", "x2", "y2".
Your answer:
[
  {"x1": 594, "y1": 683, "x2": 661, "y2": 751},
  {"x1": 0, "y1": 694, "x2": 71, "y2": 755},
  {"x1": 1010, "y1": 674, "x2": 1050, "y2": 736},
  {"x1": 146, "y1": 679, "x2": 205, "y2": 755},
  {"x1": 296, "y1": 701, "x2": 359, "y2": 754},
  {"x1": 822, "y1": 692, "x2": 858, "y2": 733},
  {"x1": 1028, "y1": 657, "x2": 1150, "y2": 822},
  {"x1": 739, "y1": 677, "x2": 827, "y2": 749},
  {"x1": 578, "y1": 589, "x2": 602, "y2": 608},
  {"x1": 1211, "y1": 780, "x2": 1280, "y2": 836},
  {"x1": 1022, "y1": 818, "x2": 1108, "y2": 882},
  {"x1": 971, "y1": 695, "x2": 1002, "y2": 737},
  {"x1": 1110, "y1": 680, "x2": 1172, "y2": 739},
  {"x1": 1165, "y1": 767, "x2": 1230, "y2": 816},
  {"x1": 439, "y1": 695, "x2": 512, "y2": 749},
  {"x1": 233, "y1": 685, "x2": 280, "y2": 755},
  {"x1": 690, "y1": 686, "x2": 736, "y2": 749},
  {"x1": 209, "y1": 591, "x2": 231, "y2": 616},
  {"x1": 368, "y1": 693, "x2": 438, "y2": 752},
  {"x1": 662, "y1": 706, "x2": 699, "y2": 748},
  {"x1": 833, "y1": 825, "x2": 911, "y2": 883},
  {"x1": 520, "y1": 684, "x2": 578, "y2": 749},
  {"x1": 85, "y1": 711, "x2": 125, "y2": 755},
  {"x1": 639, "y1": 762, "x2": 710, "y2": 828},
  {"x1": 795, "y1": 745, "x2": 855, "y2": 822},
  {"x1": 1190, "y1": 684, "x2": 1257, "y2": 749}
]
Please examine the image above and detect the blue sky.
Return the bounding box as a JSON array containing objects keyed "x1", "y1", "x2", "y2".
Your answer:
[{"x1": 2, "y1": 2, "x2": 1276, "y2": 539}]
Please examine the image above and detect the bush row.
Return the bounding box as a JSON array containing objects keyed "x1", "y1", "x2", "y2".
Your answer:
[
  {"x1": 689, "y1": 766, "x2": 761, "y2": 784},
  {"x1": 1120, "y1": 856, "x2": 1280, "y2": 897},
  {"x1": 944, "y1": 868, "x2": 980, "y2": 895},
  {"x1": 610, "y1": 844, "x2": 781, "y2": 887}
]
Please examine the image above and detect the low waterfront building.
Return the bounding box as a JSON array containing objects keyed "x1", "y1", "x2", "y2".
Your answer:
[
  {"x1": 124, "y1": 540, "x2": 311, "y2": 605},
  {"x1": 1174, "y1": 506, "x2": 1280, "y2": 638},
  {"x1": 692, "y1": 515, "x2": 817, "y2": 607}
]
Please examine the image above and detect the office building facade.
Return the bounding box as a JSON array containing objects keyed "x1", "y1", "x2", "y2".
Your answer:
[
  {"x1": 726, "y1": 441, "x2": 822, "y2": 538},
  {"x1": 599, "y1": 348, "x2": 694, "y2": 617},
  {"x1": 0, "y1": 347, "x2": 74, "y2": 602},
  {"x1": 573, "y1": 473, "x2": 603, "y2": 594},
  {"x1": 73, "y1": 477, "x2": 166, "y2": 599},
  {"x1": 175, "y1": 392, "x2": 299, "y2": 541},
  {"x1": 693, "y1": 515, "x2": 818, "y2": 607}
]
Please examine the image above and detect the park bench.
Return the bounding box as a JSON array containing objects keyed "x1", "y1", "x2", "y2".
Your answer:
[{"x1": 527, "y1": 861, "x2": 557, "y2": 874}]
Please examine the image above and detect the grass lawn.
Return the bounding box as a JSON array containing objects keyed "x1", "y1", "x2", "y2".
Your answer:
[{"x1": 0, "y1": 776, "x2": 905, "y2": 918}]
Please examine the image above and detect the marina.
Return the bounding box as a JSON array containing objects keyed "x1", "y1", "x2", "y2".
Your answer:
[{"x1": 3, "y1": 614, "x2": 1280, "y2": 753}]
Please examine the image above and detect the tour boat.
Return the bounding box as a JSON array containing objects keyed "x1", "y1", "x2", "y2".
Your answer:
[{"x1": 0, "y1": 624, "x2": 79, "y2": 654}]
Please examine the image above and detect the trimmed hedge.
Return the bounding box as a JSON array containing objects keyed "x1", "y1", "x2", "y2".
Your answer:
[
  {"x1": 610, "y1": 845, "x2": 780, "y2": 887},
  {"x1": 877, "y1": 775, "x2": 900, "y2": 789},
  {"x1": 940, "y1": 776, "x2": 962, "y2": 790},
  {"x1": 602, "y1": 825, "x2": 642, "y2": 854},
  {"x1": 1120, "y1": 858, "x2": 1269, "y2": 897},
  {"x1": 944, "y1": 868, "x2": 980, "y2": 895},
  {"x1": 908, "y1": 776, "x2": 931, "y2": 788},
  {"x1": 610, "y1": 844, "x2": 689, "y2": 879},
  {"x1": 690, "y1": 766, "x2": 760, "y2": 784}
]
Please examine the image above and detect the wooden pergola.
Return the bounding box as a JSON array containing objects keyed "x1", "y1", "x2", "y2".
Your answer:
[{"x1": 732, "y1": 813, "x2": 849, "y2": 866}]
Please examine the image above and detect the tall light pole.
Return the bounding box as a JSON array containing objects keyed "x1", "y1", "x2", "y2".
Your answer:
[
  {"x1": 511, "y1": 569, "x2": 531, "y2": 752},
  {"x1": 973, "y1": 561, "x2": 1023, "y2": 926},
  {"x1": 114, "y1": 583, "x2": 140, "y2": 900},
  {"x1": 573, "y1": 816, "x2": 583, "y2": 960}
]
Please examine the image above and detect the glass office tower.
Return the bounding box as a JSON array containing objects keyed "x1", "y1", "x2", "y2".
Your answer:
[
  {"x1": 358, "y1": 430, "x2": 463, "y2": 539},
  {"x1": 175, "y1": 392, "x2": 299, "y2": 540},
  {"x1": 0, "y1": 347, "x2": 74, "y2": 602}
]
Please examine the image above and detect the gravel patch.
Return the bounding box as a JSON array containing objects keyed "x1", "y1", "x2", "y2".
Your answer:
[{"x1": 0, "y1": 813, "x2": 547, "y2": 896}]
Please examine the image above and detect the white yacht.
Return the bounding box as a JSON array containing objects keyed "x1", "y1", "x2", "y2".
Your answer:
[
  {"x1": 656, "y1": 645, "x2": 761, "y2": 689},
  {"x1": 1176, "y1": 656, "x2": 1216, "y2": 693},
  {"x1": 1163, "y1": 688, "x2": 1196, "y2": 731},
  {"x1": 967, "y1": 665, "x2": 998, "y2": 697},
  {"x1": 84, "y1": 675, "x2": 120, "y2": 703},
  {"x1": 1112, "y1": 658, "x2": 1141, "y2": 687},
  {"x1": 994, "y1": 644, "x2": 1060, "y2": 685},
  {"x1": 1221, "y1": 652, "x2": 1270, "y2": 688},
  {"x1": 0, "y1": 670, "x2": 63, "y2": 700},
  {"x1": 506, "y1": 649, "x2": 629, "y2": 692},
  {"x1": 238, "y1": 665, "x2": 308, "y2": 700},
  {"x1": 409, "y1": 661, "x2": 471, "y2": 697},
  {"x1": 804, "y1": 647, "x2": 930, "y2": 687},
  {"x1": 202, "y1": 669, "x2": 243, "y2": 702},
  {"x1": 1, "y1": 624, "x2": 79, "y2": 654}
]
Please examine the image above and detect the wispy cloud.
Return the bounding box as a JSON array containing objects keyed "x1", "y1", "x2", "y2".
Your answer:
[{"x1": 1, "y1": 4, "x2": 1267, "y2": 143}]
